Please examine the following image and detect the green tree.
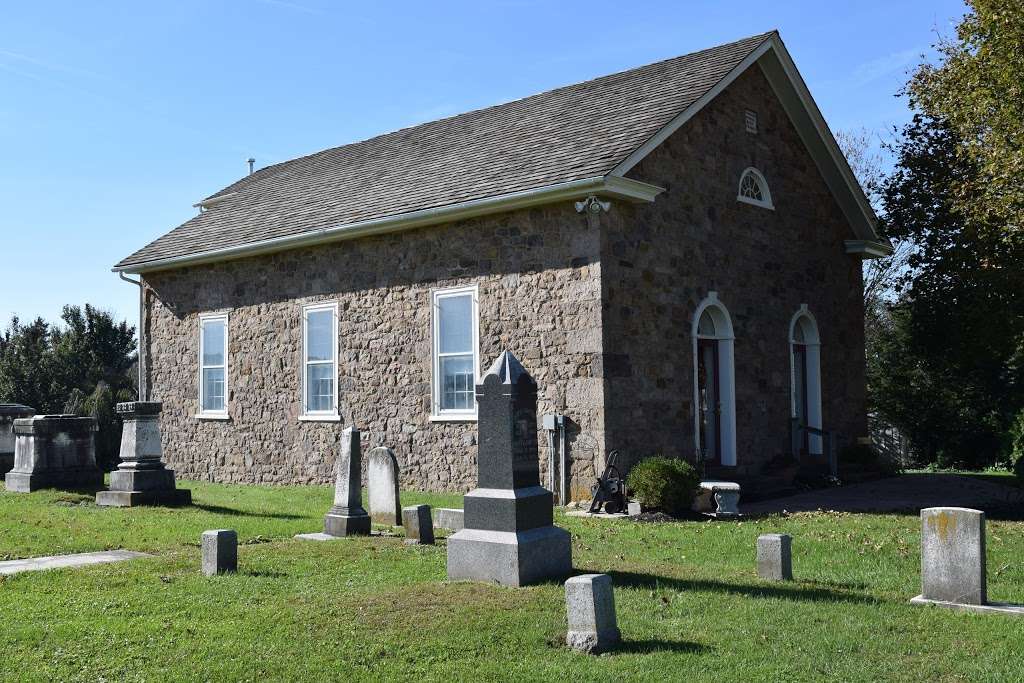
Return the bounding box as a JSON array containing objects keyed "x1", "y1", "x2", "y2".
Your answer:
[
  {"x1": 0, "y1": 305, "x2": 137, "y2": 469},
  {"x1": 876, "y1": 112, "x2": 1024, "y2": 467},
  {"x1": 908, "y1": 0, "x2": 1024, "y2": 240}
]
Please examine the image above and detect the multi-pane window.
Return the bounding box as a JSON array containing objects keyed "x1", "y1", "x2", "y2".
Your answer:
[
  {"x1": 303, "y1": 303, "x2": 338, "y2": 416},
  {"x1": 199, "y1": 314, "x2": 228, "y2": 414},
  {"x1": 737, "y1": 167, "x2": 774, "y2": 209},
  {"x1": 433, "y1": 286, "x2": 478, "y2": 417}
]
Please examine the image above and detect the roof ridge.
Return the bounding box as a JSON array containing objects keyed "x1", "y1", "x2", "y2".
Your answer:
[{"x1": 202, "y1": 31, "x2": 775, "y2": 202}]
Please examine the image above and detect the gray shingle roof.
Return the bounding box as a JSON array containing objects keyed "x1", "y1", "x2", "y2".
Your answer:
[{"x1": 116, "y1": 32, "x2": 773, "y2": 270}]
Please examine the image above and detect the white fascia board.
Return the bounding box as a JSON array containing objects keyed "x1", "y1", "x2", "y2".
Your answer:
[
  {"x1": 115, "y1": 175, "x2": 665, "y2": 274},
  {"x1": 844, "y1": 240, "x2": 893, "y2": 259},
  {"x1": 609, "y1": 33, "x2": 887, "y2": 248},
  {"x1": 756, "y1": 35, "x2": 882, "y2": 243},
  {"x1": 193, "y1": 192, "x2": 238, "y2": 209},
  {"x1": 609, "y1": 38, "x2": 774, "y2": 178}
]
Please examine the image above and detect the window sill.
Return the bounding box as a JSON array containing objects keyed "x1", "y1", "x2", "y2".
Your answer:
[
  {"x1": 736, "y1": 195, "x2": 775, "y2": 210},
  {"x1": 195, "y1": 413, "x2": 230, "y2": 421},
  {"x1": 430, "y1": 413, "x2": 478, "y2": 423},
  {"x1": 299, "y1": 413, "x2": 342, "y2": 423}
]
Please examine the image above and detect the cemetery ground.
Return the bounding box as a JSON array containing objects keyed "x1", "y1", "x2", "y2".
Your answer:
[{"x1": 2, "y1": 482, "x2": 1024, "y2": 682}]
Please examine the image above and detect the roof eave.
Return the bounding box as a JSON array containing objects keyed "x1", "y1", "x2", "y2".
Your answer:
[
  {"x1": 844, "y1": 239, "x2": 893, "y2": 259},
  {"x1": 114, "y1": 175, "x2": 665, "y2": 274}
]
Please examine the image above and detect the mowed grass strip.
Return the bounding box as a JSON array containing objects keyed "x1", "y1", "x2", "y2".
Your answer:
[{"x1": 1, "y1": 481, "x2": 1024, "y2": 681}]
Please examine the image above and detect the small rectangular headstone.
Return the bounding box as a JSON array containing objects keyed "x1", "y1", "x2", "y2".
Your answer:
[
  {"x1": 403, "y1": 505, "x2": 435, "y2": 545},
  {"x1": 201, "y1": 529, "x2": 237, "y2": 576},
  {"x1": 920, "y1": 507, "x2": 986, "y2": 605},
  {"x1": 434, "y1": 507, "x2": 464, "y2": 531},
  {"x1": 757, "y1": 533, "x2": 792, "y2": 581},
  {"x1": 367, "y1": 446, "x2": 402, "y2": 526},
  {"x1": 565, "y1": 573, "x2": 620, "y2": 654}
]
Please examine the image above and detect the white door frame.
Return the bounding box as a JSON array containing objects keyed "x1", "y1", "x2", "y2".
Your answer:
[
  {"x1": 789, "y1": 304, "x2": 822, "y2": 455},
  {"x1": 692, "y1": 292, "x2": 737, "y2": 467}
]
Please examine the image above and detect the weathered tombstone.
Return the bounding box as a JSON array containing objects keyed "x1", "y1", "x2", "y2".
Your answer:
[
  {"x1": 434, "y1": 507, "x2": 464, "y2": 531},
  {"x1": 447, "y1": 351, "x2": 572, "y2": 587},
  {"x1": 565, "y1": 574, "x2": 621, "y2": 654},
  {"x1": 4, "y1": 414, "x2": 103, "y2": 492},
  {"x1": 367, "y1": 446, "x2": 402, "y2": 526},
  {"x1": 757, "y1": 533, "x2": 793, "y2": 581},
  {"x1": 402, "y1": 505, "x2": 435, "y2": 545},
  {"x1": 323, "y1": 426, "x2": 371, "y2": 537},
  {"x1": 201, "y1": 529, "x2": 237, "y2": 576},
  {"x1": 0, "y1": 404, "x2": 34, "y2": 476},
  {"x1": 96, "y1": 401, "x2": 191, "y2": 507},
  {"x1": 916, "y1": 507, "x2": 986, "y2": 605}
]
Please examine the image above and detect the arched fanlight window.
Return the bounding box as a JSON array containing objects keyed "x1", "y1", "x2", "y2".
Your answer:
[
  {"x1": 697, "y1": 310, "x2": 717, "y2": 337},
  {"x1": 737, "y1": 167, "x2": 774, "y2": 210}
]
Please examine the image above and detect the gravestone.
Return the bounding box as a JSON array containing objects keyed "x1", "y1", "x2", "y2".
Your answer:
[
  {"x1": 201, "y1": 529, "x2": 237, "y2": 576},
  {"x1": 4, "y1": 414, "x2": 103, "y2": 492},
  {"x1": 402, "y1": 505, "x2": 434, "y2": 545},
  {"x1": 757, "y1": 533, "x2": 793, "y2": 581},
  {"x1": 917, "y1": 507, "x2": 986, "y2": 605},
  {"x1": 565, "y1": 574, "x2": 621, "y2": 654},
  {"x1": 367, "y1": 446, "x2": 402, "y2": 526},
  {"x1": 323, "y1": 426, "x2": 371, "y2": 537},
  {"x1": 434, "y1": 508, "x2": 464, "y2": 531},
  {"x1": 96, "y1": 402, "x2": 191, "y2": 507},
  {"x1": 0, "y1": 404, "x2": 34, "y2": 476},
  {"x1": 447, "y1": 351, "x2": 572, "y2": 587}
]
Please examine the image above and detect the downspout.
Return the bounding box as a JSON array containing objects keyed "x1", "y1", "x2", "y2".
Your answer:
[{"x1": 119, "y1": 272, "x2": 148, "y2": 401}]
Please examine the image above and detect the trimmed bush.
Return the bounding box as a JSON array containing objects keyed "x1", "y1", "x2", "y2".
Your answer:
[{"x1": 626, "y1": 457, "x2": 700, "y2": 516}]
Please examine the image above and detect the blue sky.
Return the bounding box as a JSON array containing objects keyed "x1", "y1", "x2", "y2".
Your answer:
[{"x1": 0, "y1": 0, "x2": 966, "y2": 330}]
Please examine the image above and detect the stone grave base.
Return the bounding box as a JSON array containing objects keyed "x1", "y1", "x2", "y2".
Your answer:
[
  {"x1": 5, "y1": 469, "x2": 103, "y2": 493},
  {"x1": 565, "y1": 509, "x2": 629, "y2": 520},
  {"x1": 447, "y1": 526, "x2": 572, "y2": 587},
  {"x1": 96, "y1": 489, "x2": 192, "y2": 507},
  {"x1": 324, "y1": 511, "x2": 371, "y2": 537},
  {"x1": 0, "y1": 550, "x2": 151, "y2": 576},
  {"x1": 910, "y1": 595, "x2": 1024, "y2": 616}
]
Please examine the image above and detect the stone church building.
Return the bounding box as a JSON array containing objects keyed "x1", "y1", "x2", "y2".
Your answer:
[{"x1": 115, "y1": 31, "x2": 889, "y2": 499}]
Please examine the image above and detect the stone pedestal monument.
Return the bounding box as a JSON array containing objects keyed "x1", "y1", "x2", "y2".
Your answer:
[
  {"x1": 96, "y1": 402, "x2": 191, "y2": 507},
  {"x1": 447, "y1": 351, "x2": 572, "y2": 587},
  {"x1": 0, "y1": 404, "x2": 35, "y2": 476},
  {"x1": 324, "y1": 426, "x2": 371, "y2": 537},
  {"x1": 4, "y1": 414, "x2": 103, "y2": 492}
]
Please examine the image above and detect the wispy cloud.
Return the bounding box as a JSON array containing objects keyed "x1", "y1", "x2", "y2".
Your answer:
[
  {"x1": 848, "y1": 47, "x2": 925, "y2": 88},
  {"x1": 0, "y1": 48, "x2": 105, "y2": 81},
  {"x1": 254, "y1": 0, "x2": 323, "y2": 16}
]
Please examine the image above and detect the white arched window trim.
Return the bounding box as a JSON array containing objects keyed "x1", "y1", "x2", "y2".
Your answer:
[
  {"x1": 691, "y1": 292, "x2": 738, "y2": 467},
  {"x1": 737, "y1": 167, "x2": 774, "y2": 210},
  {"x1": 789, "y1": 304, "x2": 823, "y2": 455}
]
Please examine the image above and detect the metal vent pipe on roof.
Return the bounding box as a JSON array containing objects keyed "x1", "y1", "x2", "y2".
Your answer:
[{"x1": 247, "y1": 158, "x2": 255, "y2": 175}]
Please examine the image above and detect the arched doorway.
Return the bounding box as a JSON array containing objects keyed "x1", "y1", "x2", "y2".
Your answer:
[
  {"x1": 790, "y1": 305, "x2": 822, "y2": 456},
  {"x1": 692, "y1": 293, "x2": 737, "y2": 467}
]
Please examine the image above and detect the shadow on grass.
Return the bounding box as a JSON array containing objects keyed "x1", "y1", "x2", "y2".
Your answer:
[
  {"x1": 190, "y1": 503, "x2": 307, "y2": 520},
  {"x1": 606, "y1": 570, "x2": 879, "y2": 605},
  {"x1": 616, "y1": 639, "x2": 708, "y2": 655}
]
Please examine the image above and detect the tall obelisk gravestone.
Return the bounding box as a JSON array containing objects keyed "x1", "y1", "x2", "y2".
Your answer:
[
  {"x1": 324, "y1": 426, "x2": 371, "y2": 537},
  {"x1": 447, "y1": 351, "x2": 572, "y2": 587}
]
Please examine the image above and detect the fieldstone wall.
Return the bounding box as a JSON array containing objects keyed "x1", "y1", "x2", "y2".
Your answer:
[
  {"x1": 143, "y1": 203, "x2": 608, "y2": 492},
  {"x1": 603, "y1": 65, "x2": 868, "y2": 484}
]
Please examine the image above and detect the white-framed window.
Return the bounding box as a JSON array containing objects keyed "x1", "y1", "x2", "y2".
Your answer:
[
  {"x1": 301, "y1": 302, "x2": 339, "y2": 420},
  {"x1": 198, "y1": 313, "x2": 229, "y2": 418},
  {"x1": 737, "y1": 167, "x2": 774, "y2": 210},
  {"x1": 431, "y1": 285, "x2": 479, "y2": 420}
]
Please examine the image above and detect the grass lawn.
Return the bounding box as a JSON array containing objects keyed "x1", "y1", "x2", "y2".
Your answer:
[{"x1": 2, "y1": 481, "x2": 1024, "y2": 682}]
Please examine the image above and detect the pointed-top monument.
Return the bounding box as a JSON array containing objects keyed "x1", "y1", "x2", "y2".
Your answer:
[{"x1": 447, "y1": 350, "x2": 572, "y2": 587}]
